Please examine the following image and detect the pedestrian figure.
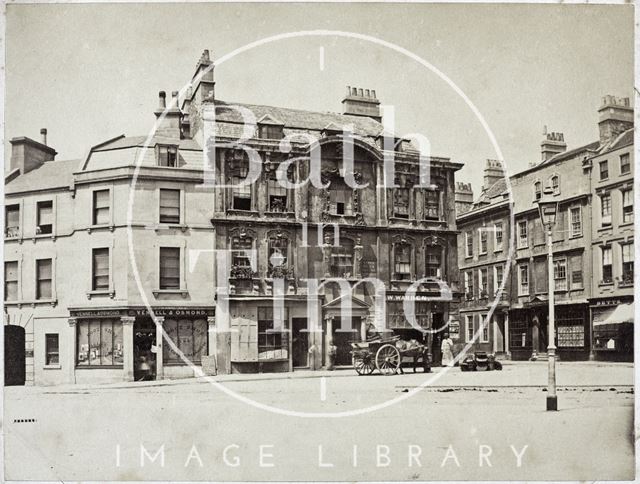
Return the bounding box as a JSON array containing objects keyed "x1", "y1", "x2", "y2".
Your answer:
[
  {"x1": 327, "y1": 340, "x2": 337, "y2": 370},
  {"x1": 441, "y1": 333, "x2": 454, "y2": 366}
]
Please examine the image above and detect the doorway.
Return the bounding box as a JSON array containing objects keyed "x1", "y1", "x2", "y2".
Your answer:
[
  {"x1": 333, "y1": 316, "x2": 360, "y2": 366},
  {"x1": 292, "y1": 318, "x2": 309, "y2": 368},
  {"x1": 134, "y1": 317, "x2": 157, "y2": 381},
  {"x1": 431, "y1": 313, "x2": 445, "y2": 366}
]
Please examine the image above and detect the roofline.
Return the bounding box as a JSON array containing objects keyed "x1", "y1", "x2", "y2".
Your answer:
[
  {"x1": 511, "y1": 141, "x2": 600, "y2": 179},
  {"x1": 10, "y1": 136, "x2": 57, "y2": 155},
  {"x1": 456, "y1": 199, "x2": 511, "y2": 222},
  {"x1": 81, "y1": 134, "x2": 126, "y2": 171}
]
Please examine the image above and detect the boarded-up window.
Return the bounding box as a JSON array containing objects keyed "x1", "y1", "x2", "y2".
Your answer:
[
  {"x1": 163, "y1": 318, "x2": 207, "y2": 364},
  {"x1": 76, "y1": 319, "x2": 123, "y2": 366},
  {"x1": 230, "y1": 309, "x2": 258, "y2": 362}
]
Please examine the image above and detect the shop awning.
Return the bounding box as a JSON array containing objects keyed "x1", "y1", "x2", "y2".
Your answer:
[{"x1": 593, "y1": 303, "x2": 634, "y2": 327}]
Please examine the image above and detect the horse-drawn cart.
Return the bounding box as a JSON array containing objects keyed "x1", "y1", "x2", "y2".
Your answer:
[{"x1": 350, "y1": 335, "x2": 430, "y2": 375}]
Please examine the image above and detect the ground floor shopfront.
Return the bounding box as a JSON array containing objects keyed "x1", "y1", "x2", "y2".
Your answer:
[{"x1": 590, "y1": 297, "x2": 634, "y2": 362}]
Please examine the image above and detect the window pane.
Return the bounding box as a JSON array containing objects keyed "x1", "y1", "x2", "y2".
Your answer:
[
  {"x1": 92, "y1": 248, "x2": 109, "y2": 290},
  {"x1": 77, "y1": 323, "x2": 89, "y2": 365},
  {"x1": 178, "y1": 319, "x2": 194, "y2": 359},
  {"x1": 160, "y1": 248, "x2": 180, "y2": 289},
  {"x1": 89, "y1": 320, "x2": 101, "y2": 365},
  {"x1": 193, "y1": 319, "x2": 208, "y2": 361},
  {"x1": 93, "y1": 190, "x2": 110, "y2": 225},
  {"x1": 45, "y1": 334, "x2": 59, "y2": 365},
  {"x1": 113, "y1": 322, "x2": 123, "y2": 364},
  {"x1": 160, "y1": 189, "x2": 181, "y2": 223},
  {"x1": 100, "y1": 320, "x2": 114, "y2": 365},
  {"x1": 6, "y1": 205, "x2": 19, "y2": 230},
  {"x1": 163, "y1": 318, "x2": 180, "y2": 363},
  {"x1": 37, "y1": 202, "x2": 53, "y2": 225}
]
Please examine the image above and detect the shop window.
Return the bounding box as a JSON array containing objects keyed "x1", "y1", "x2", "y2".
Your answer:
[
  {"x1": 465, "y1": 315, "x2": 474, "y2": 342},
  {"x1": 518, "y1": 264, "x2": 529, "y2": 295},
  {"x1": 267, "y1": 177, "x2": 288, "y2": 212},
  {"x1": 394, "y1": 243, "x2": 412, "y2": 280},
  {"x1": 493, "y1": 265, "x2": 504, "y2": 295},
  {"x1": 159, "y1": 247, "x2": 180, "y2": 289},
  {"x1": 478, "y1": 268, "x2": 488, "y2": 297},
  {"x1": 159, "y1": 189, "x2": 181, "y2": 224},
  {"x1": 557, "y1": 311, "x2": 585, "y2": 348},
  {"x1": 494, "y1": 222, "x2": 503, "y2": 251},
  {"x1": 258, "y1": 307, "x2": 289, "y2": 360},
  {"x1": 620, "y1": 153, "x2": 631, "y2": 175},
  {"x1": 36, "y1": 200, "x2": 53, "y2": 235},
  {"x1": 331, "y1": 238, "x2": 354, "y2": 278},
  {"x1": 600, "y1": 193, "x2": 612, "y2": 226},
  {"x1": 92, "y1": 190, "x2": 110, "y2": 226},
  {"x1": 599, "y1": 160, "x2": 609, "y2": 180},
  {"x1": 464, "y1": 271, "x2": 474, "y2": 300},
  {"x1": 92, "y1": 248, "x2": 110, "y2": 291},
  {"x1": 601, "y1": 246, "x2": 612, "y2": 283},
  {"x1": 510, "y1": 319, "x2": 530, "y2": 349},
  {"x1": 163, "y1": 318, "x2": 207, "y2": 364},
  {"x1": 4, "y1": 261, "x2": 18, "y2": 301},
  {"x1": 517, "y1": 220, "x2": 528, "y2": 248},
  {"x1": 465, "y1": 231, "x2": 473, "y2": 258},
  {"x1": 534, "y1": 181, "x2": 542, "y2": 201},
  {"x1": 157, "y1": 144, "x2": 178, "y2": 167},
  {"x1": 231, "y1": 162, "x2": 252, "y2": 211},
  {"x1": 554, "y1": 259, "x2": 567, "y2": 291},
  {"x1": 45, "y1": 334, "x2": 59, "y2": 365},
  {"x1": 393, "y1": 188, "x2": 410, "y2": 219},
  {"x1": 425, "y1": 245, "x2": 443, "y2": 278},
  {"x1": 76, "y1": 319, "x2": 123, "y2": 366},
  {"x1": 569, "y1": 206, "x2": 582, "y2": 237},
  {"x1": 480, "y1": 315, "x2": 489, "y2": 343},
  {"x1": 479, "y1": 228, "x2": 488, "y2": 254},
  {"x1": 424, "y1": 189, "x2": 440, "y2": 220},
  {"x1": 622, "y1": 243, "x2": 633, "y2": 283},
  {"x1": 622, "y1": 189, "x2": 633, "y2": 224},
  {"x1": 36, "y1": 259, "x2": 52, "y2": 300},
  {"x1": 5, "y1": 204, "x2": 19, "y2": 238},
  {"x1": 550, "y1": 175, "x2": 560, "y2": 195}
]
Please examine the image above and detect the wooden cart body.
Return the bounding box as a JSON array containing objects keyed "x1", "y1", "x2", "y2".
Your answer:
[{"x1": 350, "y1": 335, "x2": 429, "y2": 375}]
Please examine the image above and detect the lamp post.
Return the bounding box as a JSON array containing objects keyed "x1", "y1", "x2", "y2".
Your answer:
[{"x1": 536, "y1": 187, "x2": 559, "y2": 411}]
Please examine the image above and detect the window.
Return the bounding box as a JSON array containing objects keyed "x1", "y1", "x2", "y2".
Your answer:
[
  {"x1": 36, "y1": 259, "x2": 52, "y2": 300},
  {"x1": 424, "y1": 190, "x2": 440, "y2": 220},
  {"x1": 258, "y1": 125, "x2": 283, "y2": 140},
  {"x1": 494, "y1": 222, "x2": 503, "y2": 251},
  {"x1": 36, "y1": 201, "x2": 53, "y2": 235},
  {"x1": 258, "y1": 307, "x2": 289, "y2": 360},
  {"x1": 601, "y1": 246, "x2": 612, "y2": 283},
  {"x1": 479, "y1": 228, "x2": 488, "y2": 254},
  {"x1": 494, "y1": 265, "x2": 504, "y2": 295},
  {"x1": 330, "y1": 184, "x2": 354, "y2": 216},
  {"x1": 45, "y1": 334, "x2": 59, "y2": 366},
  {"x1": 267, "y1": 177, "x2": 288, "y2": 212},
  {"x1": 569, "y1": 207, "x2": 582, "y2": 237},
  {"x1": 394, "y1": 243, "x2": 412, "y2": 280},
  {"x1": 4, "y1": 261, "x2": 18, "y2": 301},
  {"x1": 5, "y1": 204, "x2": 19, "y2": 238},
  {"x1": 159, "y1": 189, "x2": 181, "y2": 224},
  {"x1": 620, "y1": 153, "x2": 631, "y2": 175},
  {"x1": 478, "y1": 268, "x2": 488, "y2": 297},
  {"x1": 425, "y1": 245, "x2": 442, "y2": 278},
  {"x1": 393, "y1": 188, "x2": 410, "y2": 219},
  {"x1": 92, "y1": 190, "x2": 110, "y2": 225},
  {"x1": 231, "y1": 163, "x2": 252, "y2": 211},
  {"x1": 268, "y1": 236, "x2": 289, "y2": 276},
  {"x1": 466, "y1": 315, "x2": 474, "y2": 342},
  {"x1": 534, "y1": 182, "x2": 542, "y2": 200},
  {"x1": 622, "y1": 189, "x2": 633, "y2": 224},
  {"x1": 480, "y1": 315, "x2": 489, "y2": 343},
  {"x1": 517, "y1": 220, "x2": 528, "y2": 248},
  {"x1": 231, "y1": 237, "x2": 253, "y2": 270},
  {"x1": 465, "y1": 231, "x2": 473, "y2": 258},
  {"x1": 518, "y1": 264, "x2": 529, "y2": 295},
  {"x1": 331, "y1": 238, "x2": 354, "y2": 278},
  {"x1": 76, "y1": 319, "x2": 123, "y2": 366},
  {"x1": 600, "y1": 193, "x2": 612, "y2": 226},
  {"x1": 159, "y1": 247, "x2": 180, "y2": 289},
  {"x1": 554, "y1": 259, "x2": 567, "y2": 291},
  {"x1": 622, "y1": 243, "x2": 633, "y2": 283},
  {"x1": 570, "y1": 254, "x2": 583, "y2": 290},
  {"x1": 599, "y1": 160, "x2": 609, "y2": 180},
  {"x1": 92, "y1": 248, "x2": 109, "y2": 291},
  {"x1": 550, "y1": 175, "x2": 559, "y2": 194},
  {"x1": 464, "y1": 271, "x2": 474, "y2": 300},
  {"x1": 157, "y1": 144, "x2": 178, "y2": 167},
  {"x1": 163, "y1": 319, "x2": 207, "y2": 364}
]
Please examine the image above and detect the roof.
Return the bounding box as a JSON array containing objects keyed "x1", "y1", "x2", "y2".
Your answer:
[
  {"x1": 597, "y1": 128, "x2": 634, "y2": 155},
  {"x1": 93, "y1": 135, "x2": 201, "y2": 152},
  {"x1": 5, "y1": 159, "x2": 80, "y2": 194}
]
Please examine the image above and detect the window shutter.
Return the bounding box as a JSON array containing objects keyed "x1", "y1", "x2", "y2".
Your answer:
[{"x1": 231, "y1": 309, "x2": 258, "y2": 362}]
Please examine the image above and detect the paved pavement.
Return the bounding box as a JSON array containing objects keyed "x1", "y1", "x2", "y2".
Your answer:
[{"x1": 4, "y1": 361, "x2": 635, "y2": 481}]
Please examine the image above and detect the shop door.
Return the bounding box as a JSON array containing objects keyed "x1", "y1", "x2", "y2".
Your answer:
[
  {"x1": 134, "y1": 317, "x2": 157, "y2": 381},
  {"x1": 292, "y1": 318, "x2": 309, "y2": 367},
  {"x1": 333, "y1": 317, "x2": 360, "y2": 366}
]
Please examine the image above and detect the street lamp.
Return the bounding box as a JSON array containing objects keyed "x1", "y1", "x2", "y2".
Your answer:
[{"x1": 536, "y1": 187, "x2": 558, "y2": 411}]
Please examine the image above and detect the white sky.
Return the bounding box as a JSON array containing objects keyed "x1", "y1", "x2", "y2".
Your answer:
[{"x1": 4, "y1": 2, "x2": 634, "y2": 195}]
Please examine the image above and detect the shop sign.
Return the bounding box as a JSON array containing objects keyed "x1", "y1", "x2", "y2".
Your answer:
[
  {"x1": 129, "y1": 307, "x2": 214, "y2": 318},
  {"x1": 387, "y1": 294, "x2": 443, "y2": 302},
  {"x1": 72, "y1": 309, "x2": 124, "y2": 318}
]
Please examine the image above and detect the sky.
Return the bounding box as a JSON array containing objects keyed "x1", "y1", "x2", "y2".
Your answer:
[{"x1": 4, "y1": 2, "x2": 634, "y2": 195}]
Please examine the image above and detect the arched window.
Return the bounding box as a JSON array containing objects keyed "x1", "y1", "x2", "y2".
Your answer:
[
  {"x1": 267, "y1": 235, "x2": 291, "y2": 278},
  {"x1": 550, "y1": 175, "x2": 560, "y2": 194},
  {"x1": 534, "y1": 181, "x2": 542, "y2": 200},
  {"x1": 394, "y1": 243, "x2": 413, "y2": 280},
  {"x1": 330, "y1": 238, "x2": 354, "y2": 278}
]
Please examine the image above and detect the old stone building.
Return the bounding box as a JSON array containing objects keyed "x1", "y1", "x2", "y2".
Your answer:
[{"x1": 4, "y1": 50, "x2": 463, "y2": 385}]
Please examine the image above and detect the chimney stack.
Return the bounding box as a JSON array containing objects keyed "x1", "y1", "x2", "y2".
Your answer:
[
  {"x1": 154, "y1": 89, "x2": 182, "y2": 139},
  {"x1": 9, "y1": 132, "x2": 57, "y2": 176},
  {"x1": 158, "y1": 91, "x2": 167, "y2": 109},
  {"x1": 186, "y1": 49, "x2": 216, "y2": 137},
  {"x1": 342, "y1": 85, "x2": 381, "y2": 122},
  {"x1": 482, "y1": 159, "x2": 505, "y2": 191},
  {"x1": 455, "y1": 182, "x2": 474, "y2": 215},
  {"x1": 540, "y1": 129, "x2": 566, "y2": 161},
  {"x1": 40, "y1": 128, "x2": 48, "y2": 145},
  {"x1": 598, "y1": 95, "x2": 633, "y2": 146}
]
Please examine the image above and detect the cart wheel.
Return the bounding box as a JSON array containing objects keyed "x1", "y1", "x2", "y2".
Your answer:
[
  {"x1": 376, "y1": 344, "x2": 401, "y2": 375},
  {"x1": 353, "y1": 352, "x2": 375, "y2": 375}
]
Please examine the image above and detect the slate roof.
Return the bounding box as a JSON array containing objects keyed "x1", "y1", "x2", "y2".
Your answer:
[
  {"x1": 5, "y1": 159, "x2": 80, "y2": 194},
  {"x1": 93, "y1": 135, "x2": 201, "y2": 151},
  {"x1": 597, "y1": 128, "x2": 634, "y2": 154}
]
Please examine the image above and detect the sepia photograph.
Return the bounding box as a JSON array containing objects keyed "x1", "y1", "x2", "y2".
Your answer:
[{"x1": 1, "y1": 1, "x2": 636, "y2": 482}]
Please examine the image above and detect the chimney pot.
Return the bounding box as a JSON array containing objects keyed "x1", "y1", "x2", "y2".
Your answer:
[
  {"x1": 352, "y1": 87, "x2": 357, "y2": 96},
  {"x1": 358, "y1": 88, "x2": 364, "y2": 96},
  {"x1": 159, "y1": 91, "x2": 167, "y2": 109},
  {"x1": 40, "y1": 128, "x2": 47, "y2": 145}
]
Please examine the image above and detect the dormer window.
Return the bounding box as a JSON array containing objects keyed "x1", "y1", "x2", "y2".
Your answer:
[
  {"x1": 257, "y1": 114, "x2": 284, "y2": 140},
  {"x1": 157, "y1": 144, "x2": 178, "y2": 167}
]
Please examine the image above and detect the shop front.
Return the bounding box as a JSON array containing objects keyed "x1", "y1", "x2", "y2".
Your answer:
[{"x1": 591, "y1": 299, "x2": 634, "y2": 362}]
